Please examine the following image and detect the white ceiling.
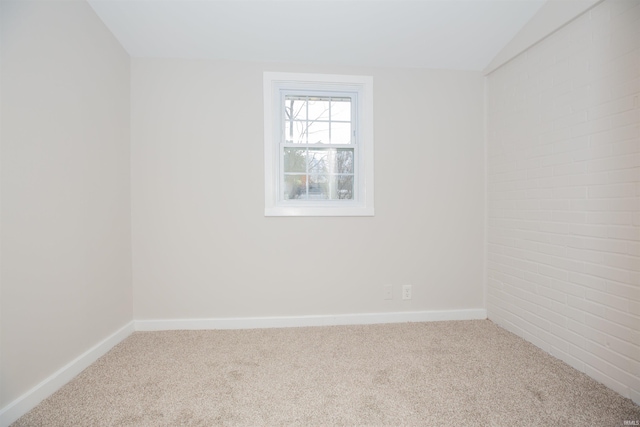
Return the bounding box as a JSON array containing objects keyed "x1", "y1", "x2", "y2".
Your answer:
[{"x1": 88, "y1": 0, "x2": 547, "y2": 71}]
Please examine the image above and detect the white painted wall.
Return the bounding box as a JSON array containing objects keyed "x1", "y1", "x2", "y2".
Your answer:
[
  {"x1": 0, "y1": 0, "x2": 132, "y2": 409},
  {"x1": 131, "y1": 59, "x2": 485, "y2": 322},
  {"x1": 486, "y1": 0, "x2": 639, "y2": 404},
  {"x1": 0, "y1": 0, "x2": 4, "y2": 413},
  {"x1": 484, "y1": 0, "x2": 601, "y2": 74}
]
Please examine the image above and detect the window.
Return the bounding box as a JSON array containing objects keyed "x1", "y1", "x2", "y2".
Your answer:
[{"x1": 264, "y1": 72, "x2": 374, "y2": 216}]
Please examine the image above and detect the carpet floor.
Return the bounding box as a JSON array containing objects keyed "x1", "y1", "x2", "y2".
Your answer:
[{"x1": 12, "y1": 320, "x2": 640, "y2": 426}]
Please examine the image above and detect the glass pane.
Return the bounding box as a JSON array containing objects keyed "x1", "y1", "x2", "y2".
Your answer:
[
  {"x1": 331, "y1": 122, "x2": 352, "y2": 144},
  {"x1": 307, "y1": 121, "x2": 330, "y2": 144},
  {"x1": 307, "y1": 99, "x2": 330, "y2": 121},
  {"x1": 308, "y1": 175, "x2": 329, "y2": 199},
  {"x1": 333, "y1": 149, "x2": 354, "y2": 174},
  {"x1": 331, "y1": 98, "x2": 351, "y2": 122},
  {"x1": 331, "y1": 175, "x2": 354, "y2": 200},
  {"x1": 285, "y1": 97, "x2": 307, "y2": 121},
  {"x1": 285, "y1": 120, "x2": 307, "y2": 144},
  {"x1": 284, "y1": 175, "x2": 307, "y2": 200},
  {"x1": 308, "y1": 149, "x2": 329, "y2": 174},
  {"x1": 284, "y1": 148, "x2": 306, "y2": 173}
]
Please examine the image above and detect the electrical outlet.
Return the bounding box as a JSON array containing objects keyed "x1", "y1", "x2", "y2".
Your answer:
[
  {"x1": 402, "y1": 285, "x2": 412, "y2": 300},
  {"x1": 384, "y1": 285, "x2": 393, "y2": 300}
]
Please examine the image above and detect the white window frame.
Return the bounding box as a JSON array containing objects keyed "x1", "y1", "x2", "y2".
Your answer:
[{"x1": 264, "y1": 72, "x2": 374, "y2": 217}]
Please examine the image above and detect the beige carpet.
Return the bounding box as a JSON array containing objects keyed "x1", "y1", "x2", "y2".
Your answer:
[{"x1": 12, "y1": 320, "x2": 640, "y2": 426}]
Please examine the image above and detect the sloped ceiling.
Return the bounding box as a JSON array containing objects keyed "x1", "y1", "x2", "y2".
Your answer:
[{"x1": 88, "y1": 0, "x2": 547, "y2": 70}]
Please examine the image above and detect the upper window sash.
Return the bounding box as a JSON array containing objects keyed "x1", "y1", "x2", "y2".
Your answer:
[{"x1": 280, "y1": 91, "x2": 357, "y2": 146}]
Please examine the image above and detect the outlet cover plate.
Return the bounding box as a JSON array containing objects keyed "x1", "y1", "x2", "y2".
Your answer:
[{"x1": 402, "y1": 285, "x2": 412, "y2": 300}]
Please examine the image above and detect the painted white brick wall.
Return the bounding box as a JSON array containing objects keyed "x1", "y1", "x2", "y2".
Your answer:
[{"x1": 486, "y1": 0, "x2": 640, "y2": 404}]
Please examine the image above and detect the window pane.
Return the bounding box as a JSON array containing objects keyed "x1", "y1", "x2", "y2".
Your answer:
[
  {"x1": 307, "y1": 99, "x2": 330, "y2": 121},
  {"x1": 331, "y1": 122, "x2": 352, "y2": 144},
  {"x1": 308, "y1": 175, "x2": 329, "y2": 199},
  {"x1": 333, "y1": 149, "x2": 354, "y2": 174},
  {"x1": 308, "y1": 149, "x2": 329, "y2": 174},
  {"x1": 331, "y1": 99, "x2": 351, "y2": 122},
  {"x1": 307, "y1": 121, "x2": 330, "y2": 144},
  {"x1": 331, "y1": 175, "x2": 354, "y2": 200},
  {"x1": 285, "y1": 120, "x2": 307, "y2": 144},
  {"x1": 284, "y1": 175, "x2": 307, "y2": 199},
  {"x1": 285, "y1": 97, "x2": 307, "y2": 121},
  {"x1": 284, "y1": 148, "x2": 306, "y2": 173}
]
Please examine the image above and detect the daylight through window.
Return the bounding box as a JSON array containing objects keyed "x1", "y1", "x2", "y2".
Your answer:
[{"x1": 283, "y1": 95, "x2": 355, "y2": 201}]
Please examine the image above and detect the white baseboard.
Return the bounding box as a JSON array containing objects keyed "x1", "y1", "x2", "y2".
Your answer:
[
  {"x1": 0, "y1": 322, "x2": 134, "y2": 427},
  {"x1": 135, "y1": 309, "x2": 487, "y2": 331}
]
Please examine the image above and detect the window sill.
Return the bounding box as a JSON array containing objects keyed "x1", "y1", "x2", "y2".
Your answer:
[{"x1": 265, "y1": 205, "x2": 375, "y2": 217}]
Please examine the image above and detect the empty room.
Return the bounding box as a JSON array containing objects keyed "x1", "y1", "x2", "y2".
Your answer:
[{"x1": 1, "y1": 0, "x2": 639, "y2": 425}]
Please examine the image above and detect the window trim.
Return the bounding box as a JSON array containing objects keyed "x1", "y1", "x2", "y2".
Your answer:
[{"x1": 264, "y1": 72, "x2": 374, "y2": 217}]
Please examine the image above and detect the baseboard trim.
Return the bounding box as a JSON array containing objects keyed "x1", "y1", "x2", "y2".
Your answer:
[
  {"x1": 0, "y1": 321, "x2": 134, "y2": 427},
  {"x1": 135, "y1": 309, "x2": 487, "y2": 331}
]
